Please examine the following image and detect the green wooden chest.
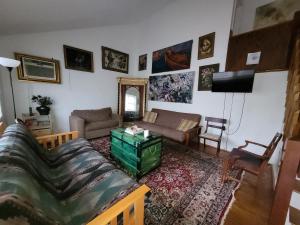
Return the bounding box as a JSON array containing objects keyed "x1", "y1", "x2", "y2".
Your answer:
[{"x1": 110, "y1": 128, "x2": 162, "y2": 179}]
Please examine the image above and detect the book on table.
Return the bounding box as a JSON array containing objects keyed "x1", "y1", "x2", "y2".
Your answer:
[{"x1": 125, "y1": 125, "x2": 144, "y2": 135}]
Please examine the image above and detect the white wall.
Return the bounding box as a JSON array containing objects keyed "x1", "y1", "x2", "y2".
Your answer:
[
  {"x1": 0, "y1": 25, "x2": 138, "y2": 131},
  {"x1": 132, "y1": 0, "x2": 287, "y2": 159}
]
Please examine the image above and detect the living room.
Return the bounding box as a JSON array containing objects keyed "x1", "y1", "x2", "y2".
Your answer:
[{"x1": 0, "y1": 0, "x2": 299, "y2": 224}]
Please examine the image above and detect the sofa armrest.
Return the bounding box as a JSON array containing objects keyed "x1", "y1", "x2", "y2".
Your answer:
[
  {"x1": 184, "y1": 126, "x2": 201, "y2": 145},
  {"x1": 112, "y1": 113, "x2": 121, "y2": 126},
  {"x1": 69, "y1": 115, "x2": 85, "y2": 138}
]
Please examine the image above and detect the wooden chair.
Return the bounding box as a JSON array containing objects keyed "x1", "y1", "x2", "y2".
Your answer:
[
  {"x1": 199, "y1": 117, "x2": 227, "y2": 155},
  {"x1": 222, "y1": 132, "x2": 282, "y2": 183}
]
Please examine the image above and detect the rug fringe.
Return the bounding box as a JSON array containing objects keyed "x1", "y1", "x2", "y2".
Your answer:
[{"x1": 220, "y1": 172, "x2": 245, "y2": 225}]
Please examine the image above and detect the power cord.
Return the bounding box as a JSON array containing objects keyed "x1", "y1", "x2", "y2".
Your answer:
[{"x1": 224, "y1": 93, "x2": 246, "y2": 149}]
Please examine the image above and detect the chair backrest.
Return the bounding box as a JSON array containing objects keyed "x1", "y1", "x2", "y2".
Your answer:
[
  {"x1": 263, "y1": 132, "x2": 283, "y2": 160},
  {"x1": 205, "y1": 117, "x2": 227, "y2": 134}
]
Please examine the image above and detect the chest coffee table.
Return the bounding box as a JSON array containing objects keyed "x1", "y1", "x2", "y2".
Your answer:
[{"x1": 110, "y1": 128, "x2": 162, "y2": 179}]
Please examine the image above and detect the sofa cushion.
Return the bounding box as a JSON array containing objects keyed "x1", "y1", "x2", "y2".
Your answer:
[
  {"x1": 143, "y1": 111, "x2": 157, "y2": 123},
  {"x1": 177, "y1": 119, "x2": 198, "y2": 132},
  {"x1": 85, "y1": 119, "x2": 119, "y2": 131},
  {"x1": 72, "y1": 107, "x2": 112, "y2": 122},
  {"x1": 152, "y1": 108, "x2": 200, "y2": 129},
  {"x1": 135, "y1": 121, "x2": 185, "y2": 142}
]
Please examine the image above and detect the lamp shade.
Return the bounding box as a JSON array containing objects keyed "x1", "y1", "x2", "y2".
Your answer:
[{"x1": 0, "y1": 57, "x2": 20, "y2": 68}]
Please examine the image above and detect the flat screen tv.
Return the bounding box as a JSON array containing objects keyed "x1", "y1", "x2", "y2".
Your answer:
[{"x1": 212, "y1": 70, "x2": 255, "y2": 93}]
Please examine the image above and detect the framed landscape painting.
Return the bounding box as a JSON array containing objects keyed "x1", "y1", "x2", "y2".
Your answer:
[
  {"x1": 139, "y1": 54, "x2": 147, "y2": 71},
  {"x1": 152, "y1": 40, "x2": 193, "y2": 74},
  {"x1": 198, "y1": 32, "x2": 215, "y2": 60},
  {"x1": 102, "y1": 46, "x2": 129, "y2": 74},
  {"x1": 15, "y1": 53, "x2": 61, "y2": 84},
  {"x1": 149, "y1": 71, "x2": 195, "y2": 104},
  {"x1": 63, "y1": 45, "x2": 94, "y2": 72},
  {"x1": 198, "y1": 63, "x2": 219, "y2": 91}
]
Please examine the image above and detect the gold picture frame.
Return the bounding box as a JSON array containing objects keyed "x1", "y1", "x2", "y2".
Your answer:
[
  {"x1": 102, "y1": 46, "x2": 129, "y2": 74},
  {"x1": 15, "y1": 52, "x2": 61, "y2": 84},
  {"x1": 198, "y1": 32, "x2": 215, "y2": 60},
  {"x1": 63, "y1": 45, "x2": 94, "y2": 72}
]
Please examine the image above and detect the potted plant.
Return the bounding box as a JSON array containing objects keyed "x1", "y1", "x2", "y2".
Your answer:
[{"x1": 31, "y1": 95, "x2": 53, "y2": 115}]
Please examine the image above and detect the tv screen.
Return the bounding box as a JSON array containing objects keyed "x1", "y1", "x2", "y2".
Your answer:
[{"x1": 212, "y1": 70, "x2": 255, "y2": 93}]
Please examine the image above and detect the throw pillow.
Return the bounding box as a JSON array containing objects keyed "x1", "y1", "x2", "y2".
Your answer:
[
  {"x1": 177, "y1": 119, "x2": 198, "y2": 132},
  {"x1": 143, "y1": 112, "x2": 158, "y2": 123}
]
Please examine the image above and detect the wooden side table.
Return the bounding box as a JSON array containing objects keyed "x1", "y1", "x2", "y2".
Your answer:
[{"x1": 22, "y1": 113, "x2": 53, "y2": 136}]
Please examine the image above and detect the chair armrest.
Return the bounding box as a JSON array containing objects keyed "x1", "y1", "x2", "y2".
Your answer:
[
  {"x1": 36, "y1": 131, "x2": 79, "y2": 150},
  {"x1": 238, "y1": 140, "x2": 268, "y2": 150},
  {"x1": 69, "y1": 115, "x2": 85, "y2": 138},
  {"x1": 236, "y1": 149, "x2": 267, "y2": 160}
]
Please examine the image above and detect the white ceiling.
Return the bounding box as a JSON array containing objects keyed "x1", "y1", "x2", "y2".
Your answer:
[{"x1": 0, "y1": 0, "x2": 174, "y2": 35}]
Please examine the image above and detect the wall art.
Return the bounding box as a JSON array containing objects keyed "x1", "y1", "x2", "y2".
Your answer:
[
  {"x1": 15, "y1": 52, "x2": 61, "y2": 84},
  {"x1": 102, "y1": 46, "x2": 129, "y2": 73},
  {"x1": 198, "y1": 32, "x2": 215, "y2": 60},
  {"x1": 198, "y1": 63, "x2": 219, "y2": 91},
  {"x1": 152, "y1": 40, "x2": 193, "y2": 74},
  {"x1": 139, "y1": 54, "x2": 147, "y2": 71},
  {"x1": 149, "y1": 71, "x2": 195, "y2": 104},
  {"x1": 254, "y1": 0, "x2": 300, "y2": 30},
  {"x1": 63, "y1": 45, "x2": 94, "y2": 72}
]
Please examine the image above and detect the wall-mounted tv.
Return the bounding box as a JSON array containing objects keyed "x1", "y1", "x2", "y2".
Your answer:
[{"x1": 212, "y1": 70, "x2": 255, "y2": 93}]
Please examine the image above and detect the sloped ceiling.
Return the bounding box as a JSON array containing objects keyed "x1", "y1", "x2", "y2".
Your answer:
[{"x1": 0, "y1": 0, "x2": 174, "y2": 35}]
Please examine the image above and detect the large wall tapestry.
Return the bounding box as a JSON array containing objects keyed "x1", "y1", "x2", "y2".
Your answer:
[
  {"x1": 149, "y1": 71, "x2": 195, "y2": 104},
  {"x1": 254, "y1": 0, "x2": 300, "y2": 30},
  {"x1": 152, "y1": 40, "x2": 193, "y2": 74}
]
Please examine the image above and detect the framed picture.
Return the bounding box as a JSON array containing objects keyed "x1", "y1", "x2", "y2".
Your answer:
[
  {"x1": 254, "y1": 0, "x2": 300, "y2": 30},
  {"x1": 198, "y1": 32, "x2": 215, "y2": 60},
  {"x1": 101, "y1": 46, "x2": 129, "y2": 74},
  {"x1": 15, "y1": 53, "x2": 61, "y2": 84},
  {"x1": 139, "y1": 54, "x2": 147, "y2": 71},
  {"x1": 63, "y1": 45, "x2": 94, "y2": 72},
  {"x1": 198, "y1": 63, "x2": 219, "y2": 91},
  {"x1": 149, "y1": 71, "x2": 195, "y2": 104},
  {"x1": 152, "y1": 40, "x2": 193, "y2": 74}
]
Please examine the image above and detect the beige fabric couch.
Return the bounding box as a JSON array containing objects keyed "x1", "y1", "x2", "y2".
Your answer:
[
  {"x1": 69, "y1": 107, "x2": 119, "y2": 139},
  {"x1": 135, "y1": 108, "x2": 201, "y2": 145}
]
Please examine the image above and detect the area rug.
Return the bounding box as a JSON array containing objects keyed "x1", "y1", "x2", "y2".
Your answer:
[{"x1": 90, "y1": 138, "x2": 241, "y2": 225}]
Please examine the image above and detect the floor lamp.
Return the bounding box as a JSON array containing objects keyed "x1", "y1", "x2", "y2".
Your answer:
[{"x1": 0, "y1": 57, "x2": 21, "y2": 119}]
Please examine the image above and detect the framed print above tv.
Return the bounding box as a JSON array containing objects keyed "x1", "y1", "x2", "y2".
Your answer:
[
  {"x1": 102, "y1": 46, "x2": 129, "y2": 74},
  {"x1": 15, "y1": 53, "x2": 61, "y2": 84},
  {"x1": 63, "y1": 45, "x2": 94, "y2": 72}
]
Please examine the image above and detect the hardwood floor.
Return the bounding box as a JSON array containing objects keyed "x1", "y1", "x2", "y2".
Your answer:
[{"x1": 190, "y1": 142, "x2": 274, "y2": 225}]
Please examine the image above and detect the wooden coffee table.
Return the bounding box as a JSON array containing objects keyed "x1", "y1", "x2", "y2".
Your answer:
[{"x1": 110, "y1": 128, "x2": 162, "y2": 179}]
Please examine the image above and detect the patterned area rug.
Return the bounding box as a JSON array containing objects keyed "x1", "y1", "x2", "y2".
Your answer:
[{"x1": 90, "y1": 138, "x2": 241, "y2": 225}]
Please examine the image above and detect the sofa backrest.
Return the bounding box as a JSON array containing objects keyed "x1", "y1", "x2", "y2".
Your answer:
[
  {"x1": 71, "y1": 107, "x2": 112, "y2": 122},
  {"x1": 151, "y1": 108, "x2": 201, "y2": 129}
]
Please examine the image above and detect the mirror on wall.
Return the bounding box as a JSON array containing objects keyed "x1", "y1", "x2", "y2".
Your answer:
[
  {"x1": 124, "y1": 87, "x2": 140, "y2": 121},
  {"x1": 117, "y1": 77, "x2": 148, "y2": 122}
]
